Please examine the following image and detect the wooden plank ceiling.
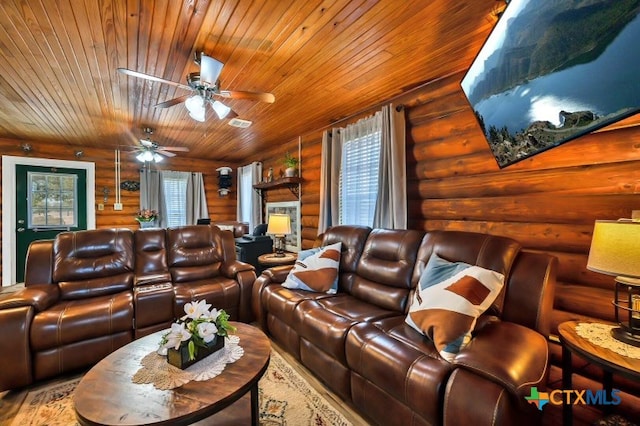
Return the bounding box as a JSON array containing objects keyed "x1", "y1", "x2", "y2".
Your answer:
[{"x1": 0, "y1": 0, "x2": 498, "y2": 162}]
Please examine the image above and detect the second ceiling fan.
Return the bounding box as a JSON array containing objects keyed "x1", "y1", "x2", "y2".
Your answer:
[{"x1": 117, "y1": 53, "x2": 275, "y2": 122}]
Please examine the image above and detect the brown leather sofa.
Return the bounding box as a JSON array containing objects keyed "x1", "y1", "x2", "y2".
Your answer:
[
  {"x1": 211, "y1": 220, "x2": 249, "y2": 237},
  {"x1": 252, "y1": 225, "x2": 557, "y2": 426},
  {"x1": 0, "y1": 225, "x2": 256, "y2": 392}
]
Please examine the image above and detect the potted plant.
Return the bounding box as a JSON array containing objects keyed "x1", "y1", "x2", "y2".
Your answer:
[
  {"x1": 159, "y1": 300, "x2": 236, "y2": 369},
  {"x1": 135, "y1": 208, "x2": 158, "y2": 228},
  {"x1": 283, "y1": 152, "x2": 299, "y2": 177}
]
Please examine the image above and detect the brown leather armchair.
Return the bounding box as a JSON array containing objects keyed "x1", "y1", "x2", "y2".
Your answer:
[{"x1": 0, "y1": 229, "x2": 135, "y2": 389}]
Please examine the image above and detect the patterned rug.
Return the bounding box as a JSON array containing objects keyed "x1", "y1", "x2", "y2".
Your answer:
[{"x1": 10, "y1": 350, "x2": 353, "y2": 426}]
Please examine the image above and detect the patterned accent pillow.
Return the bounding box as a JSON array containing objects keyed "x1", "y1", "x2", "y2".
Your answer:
[
  {"x1": 405, "y1": 254, "x2": 505, "y2": 362},
  {"x1": 282, "y1": 242, "x2": 342, "y2": 293}
]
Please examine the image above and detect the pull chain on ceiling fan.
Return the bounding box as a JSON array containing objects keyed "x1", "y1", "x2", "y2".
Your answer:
[{"x1": 117, "y1": 53, "x2": 274, "y2": 122}]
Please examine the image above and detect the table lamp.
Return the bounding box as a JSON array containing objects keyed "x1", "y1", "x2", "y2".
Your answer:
[
  {"x1": 587, "y1": 219, "x2": 640, "y2": 347},
  {"x1": 267, "y1": 214, "x2": 291, "y2": 257}
]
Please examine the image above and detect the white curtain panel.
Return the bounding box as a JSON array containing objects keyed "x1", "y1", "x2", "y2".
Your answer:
[
  {"x1": 186, "y1": 172, "x2": 209, "y2": 225},
  {"x1": 237, "y1": 162, "x2": 263, "y2": 231},
  {"x1": 373, "y1": 103, "x2": 407, "y2": 229},
  {"x1": 318, "y1": 128, "x2": 342, "y2": 234},
  {"x1": 139, "y1": 169, "x2": 164, "y2": 226}
]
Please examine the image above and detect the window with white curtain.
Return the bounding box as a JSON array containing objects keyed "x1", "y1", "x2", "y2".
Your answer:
[
  {"x1": 239, "y1": 171, "x2": 253, "y2": 224},
  {"x1": 339, "y1": 115, "x2": 382, "y2": 226},
  {"x1": 237, "y1": 162, "x2": 262, "y2": 231},
  {"x1": 163, "y1": 173, "x2": 188, "y2": 227}
]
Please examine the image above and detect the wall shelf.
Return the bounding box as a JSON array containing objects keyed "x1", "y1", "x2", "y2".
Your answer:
[{"x1": 253, "y1": 177, "x2": 303, "y2": 200}]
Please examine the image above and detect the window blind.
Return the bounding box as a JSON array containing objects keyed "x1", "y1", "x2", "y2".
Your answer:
[
  {"x1": 163, "y1": 175, "x2": 188, "y2": 227},
  {"x1": 339, "y1": 130, "x2": 381, "y2": 226}
]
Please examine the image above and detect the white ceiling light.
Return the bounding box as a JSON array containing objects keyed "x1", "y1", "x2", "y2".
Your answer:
[
  {"x1": 211, "y1": 100, "x2": 231, "y2": 119},
  {"x1": 136, "y1": 149, "x2": 163, "y2": 163},
  {"x1": 185, "y1": 95, "x2": 206, "y2": 122}
]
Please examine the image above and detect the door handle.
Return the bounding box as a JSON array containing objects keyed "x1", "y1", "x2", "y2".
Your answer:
[{"x1": 17, "y1": 227, "x2": 25, "y2": 232}]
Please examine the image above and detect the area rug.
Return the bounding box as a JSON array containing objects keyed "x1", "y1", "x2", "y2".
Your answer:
[{"x1": 10, "y1": 350, "x2": 353, "y2": 426}]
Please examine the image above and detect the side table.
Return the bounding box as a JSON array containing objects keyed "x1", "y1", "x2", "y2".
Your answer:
[
  {"x1": 258, "y1": 252, "x2": 297, "y2": 267},
  {"x1": 558, "y1": 320, "x2": 640, "y2": 426}
]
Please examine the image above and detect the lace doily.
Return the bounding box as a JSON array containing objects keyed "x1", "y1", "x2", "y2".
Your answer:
[
  {"x1": 132, "y1": 335, "x2": 244, "y2": 390},
  {"x1": 575, "y1": 322, "x2": 640, "y2": 360}
]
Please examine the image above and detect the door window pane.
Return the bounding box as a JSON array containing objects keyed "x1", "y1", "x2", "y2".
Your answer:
[{"x1": 27, "y1": 172, "x2": 78, "y2": 228}]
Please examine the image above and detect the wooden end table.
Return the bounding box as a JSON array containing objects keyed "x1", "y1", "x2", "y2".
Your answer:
[
  {"x1": 74, "y1": 322, "x2": 270, "y2": 425},
  {"x1": 558, "y1": 320, "x2": 640, "y2": 426},
  {"x1": 258, "y1": 252, "x2": 297, "y2": 267}
]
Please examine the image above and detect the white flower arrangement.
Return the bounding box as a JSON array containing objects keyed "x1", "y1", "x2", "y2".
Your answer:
[{"x1": 160, "y1": 300, "x2": 235, "y2": 361}]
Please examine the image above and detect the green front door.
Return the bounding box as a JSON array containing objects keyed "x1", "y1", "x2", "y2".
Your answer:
[{"x1": 15, "y1": 165, "x2": 87, "y2": 282}]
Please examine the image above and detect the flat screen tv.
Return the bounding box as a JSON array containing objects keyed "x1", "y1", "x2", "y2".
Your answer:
[{"x1": 461, "y1": 0, "x2": 640, "y2": 168}]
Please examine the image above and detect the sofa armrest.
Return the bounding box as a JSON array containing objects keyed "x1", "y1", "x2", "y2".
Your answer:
[
  {"x1": 251, "y1": 265, "x2": 295, "y2": 329},
  {"x1": 221, "y1": 260, "x2": 255, "y2": 278},
  {"x1": 0, "y1": 305, "x2": 36, "y2": 391},
  {"x1": 452, "y1": 320, "x2": 549, "y2": 398},
  {"x1": 262, "y1": 265, "x2": 294, "y2": 283},
  {"x1": 0, "y1": 284, "x2": 60, "y2": 312}
]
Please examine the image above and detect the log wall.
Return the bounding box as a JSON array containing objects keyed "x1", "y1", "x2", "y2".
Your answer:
[
  {"x1": 0, "y1": 137, "x2": 239, "y2": 282},
  {"x1": 252, "y1": 71, "x2": 640, "y2": 421}
]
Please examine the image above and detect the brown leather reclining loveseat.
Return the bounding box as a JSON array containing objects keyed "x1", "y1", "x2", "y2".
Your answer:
[
  {"x1": 0, "y1": 224, "x2": 256, "y2": 392},
  {"x1": 253, "y1": 225, "x2": 557, "y2": 426}
]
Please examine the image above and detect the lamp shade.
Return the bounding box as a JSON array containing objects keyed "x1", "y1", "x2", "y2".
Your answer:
[
  {"x1": 185, "y1": 95, "x2": 206, "y2": 122},
  {"x1": 587, "y1": 220, "x2": 640, "y2": 279},
  {"x1": 211, "y1": 100, "x2": 231, "y2": 119},
  {"x1": 267, "y1": 214, "x2": 291, "y2": 236}
]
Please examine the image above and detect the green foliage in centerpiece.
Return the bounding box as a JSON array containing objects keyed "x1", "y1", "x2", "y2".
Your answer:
[{"x1": 160, "y1": 300, "x2": 236, "y2": 367}]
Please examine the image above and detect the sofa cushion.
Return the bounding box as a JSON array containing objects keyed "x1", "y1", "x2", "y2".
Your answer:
[
  {"x1": 282, "y1": 242, "x2": 341, "y2": 293},
  {"x1": 30, "y1": 292, "x2": 134, "y2": 351},
  {"x1": 405, "y1": 254, "x2": 505, "y2": 361},
  {"x1": 346, "y1": 319, "x2": 451, "y2": 424},
  {"x1": 53, "y1": 229, "x2": 135, "y2": 300}
]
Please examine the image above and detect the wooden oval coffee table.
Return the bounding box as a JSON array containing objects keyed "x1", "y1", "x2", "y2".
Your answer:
[{"x1": 74, "y1": 322, "x2": 270, "y2": 425}]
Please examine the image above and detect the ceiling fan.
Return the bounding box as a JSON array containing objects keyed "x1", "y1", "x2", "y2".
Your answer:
[
  {"x1": 117, "y1": 52, "x2": 275, "y2": 122},
  {"x1": 132, "y1": 128, "x2": 189, "y2": 163}
]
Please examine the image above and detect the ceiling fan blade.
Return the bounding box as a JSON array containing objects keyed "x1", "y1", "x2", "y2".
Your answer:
[
  {"x1": 157, "y1": 146, "x2": 190, "y2": 152},
  {"x1": 218, "y1": 90, "x2": 275, "y2": 103},
  {"x1": 155, "y1": 94, "x2": 191, "y2": 108},
  {"x1": 156, "y1": 149, "x2": 176, "y2": 157},
  {"x1": 117, "y1": 68, "x2": 192, "y2": 91},
  {"x1": 200, "y1": 53, "x2": 224, "y2": 86}
]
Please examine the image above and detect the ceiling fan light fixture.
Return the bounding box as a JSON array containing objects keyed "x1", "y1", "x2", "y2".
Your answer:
[
  {"x1": 136, "y1": 152, "x2": 146, "y2": 162},
  {"x1": 211, "y1": 100, "x2": 231, "y2": 119},
  {"x1": 143, "y1": 150, "x2": 154, "y2": 162},
  {"x1": 185, "y1": 95, "x2": 206, "y2": 121},
  {"x1": 153, "y1": 153, "x2": 164, "y2": 163},
  {"x1": 188, "y1": 110, "x2": 206, "y2": 122}
]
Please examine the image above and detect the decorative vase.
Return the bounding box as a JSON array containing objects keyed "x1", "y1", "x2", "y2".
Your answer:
[
  {"x1": 138, "y1": 220, "x2": 156, "y2": 229},
  {"x1": 167, "y1": 336, "x2": 225, "y2": 369},
  {"x1": 284, "y1": 167, "x2": 297, "y2": 177}
]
